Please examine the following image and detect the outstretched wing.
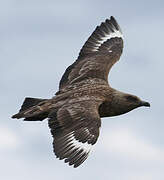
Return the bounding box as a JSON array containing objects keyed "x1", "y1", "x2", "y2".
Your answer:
[
  {"x1": 48, "y1": 100, "x2": 101, "y2": 168},
  {"x1": 78, "y1": 16, "x2": 123, "y2": 58},
  {"x1": 59, "y1": 16, "x2": 123, "y2": 90}
]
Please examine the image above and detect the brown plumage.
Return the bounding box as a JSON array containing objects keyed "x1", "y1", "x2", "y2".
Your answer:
[{"x1": 12, "y1": 16, "x2": 150, "y2": 168}]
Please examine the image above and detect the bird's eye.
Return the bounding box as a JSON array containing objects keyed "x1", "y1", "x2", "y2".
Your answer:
[{"x1": 126, "y1": 95, "x2": 138, "y2": 102}]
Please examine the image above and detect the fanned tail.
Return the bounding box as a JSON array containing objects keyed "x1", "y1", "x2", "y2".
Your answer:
[{"x1": 12, "y1": 97, "x2": 49, "y2": 121}]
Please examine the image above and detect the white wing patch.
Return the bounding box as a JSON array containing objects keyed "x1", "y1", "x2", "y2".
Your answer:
[
  {"x1": 92, "y1": 29, "x2": 123, "y2": 52},
  {"x1": 84, "y1": 127, "x2": 95, "y2": 139},
  {"x1": 67, "y1": 132, "x2": 92, "y2": 154}
]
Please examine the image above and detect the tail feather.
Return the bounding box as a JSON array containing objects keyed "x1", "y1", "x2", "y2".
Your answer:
[
  {"x1": 12, "y1": 97, "x2": 49, "y2": 121},
  {"x1": 23, "y1": 111, "x2": 49, "y2": 121},
  {"x1": 20, "y1": 97, "x2": 47, "y2": 112}
]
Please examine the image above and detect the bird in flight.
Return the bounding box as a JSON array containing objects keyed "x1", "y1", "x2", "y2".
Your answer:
[{"x1": 12, "y1": 16, "x2": 150, "y2": 168}]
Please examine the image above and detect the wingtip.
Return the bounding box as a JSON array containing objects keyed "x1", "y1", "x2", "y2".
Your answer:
[
  {"x1": 106, "y1": 16, "x2": 115, "y2": 22},
  {"x1": 109, "y1": 16, "x2": 123, "y2": 35},
  {"x1": 78, "y1": 15, "x2": 123, "y2": 58},
  {"x1": 109, "y1": 16, "x2": 117, "y2": 22}
]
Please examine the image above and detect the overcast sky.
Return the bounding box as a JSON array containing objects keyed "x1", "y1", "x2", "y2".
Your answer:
[{"x1": 1, "y1": 0, "x2": 164, "y2": 179}]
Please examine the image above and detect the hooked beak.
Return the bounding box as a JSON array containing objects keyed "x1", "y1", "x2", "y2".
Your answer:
[{"x1": 141, "y1": 101, "x2": 150, "y2": 107}]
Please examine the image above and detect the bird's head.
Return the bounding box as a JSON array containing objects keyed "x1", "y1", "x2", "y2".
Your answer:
[
  {"x1": 110, "y1": 90, "x2": 150, "y2": 116},
  {"x1": 124, "y1": 94, "x2": 150, "y2": 109}
]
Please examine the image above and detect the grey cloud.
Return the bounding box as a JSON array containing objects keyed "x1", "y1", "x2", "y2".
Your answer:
[{"x1": 1, "y1": 0, "x2": 164, "y2": 179}]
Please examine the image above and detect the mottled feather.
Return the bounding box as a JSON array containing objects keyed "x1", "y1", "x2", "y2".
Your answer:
[
  {"x1": 59, "y1": 16, "x2": 123, "y2": 90},
  {"x1": 48, "y1": 100, "x2": 101, "y2": 167}
]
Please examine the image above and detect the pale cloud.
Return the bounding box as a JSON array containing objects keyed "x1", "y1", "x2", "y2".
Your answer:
[
  {"x1": 1, "y1": 0, "x2": 164, "y2": 179},
  {"x1": 101, "y1": 127, "x2": 164, "y2": 162},
  {"x1": 0, "y1": 127, "x2": 20, "y2": 149}
]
